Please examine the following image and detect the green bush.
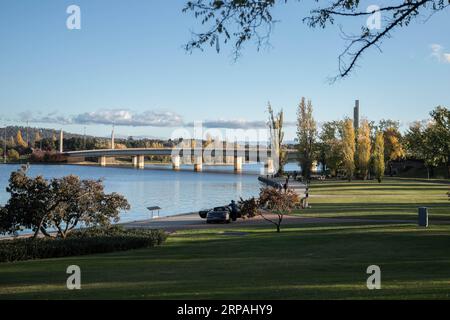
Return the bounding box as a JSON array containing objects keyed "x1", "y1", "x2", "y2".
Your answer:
[{"x1": 0, "y1": 227, "x2": 167, "y2": 263}]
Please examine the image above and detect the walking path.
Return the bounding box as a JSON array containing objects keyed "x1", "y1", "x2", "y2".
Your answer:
[
  {"x1": 257, "y1": 175, "x2": 307, "y2": 196},
  {"x1": 121, "y1": 212, "x2": 414, "y2": 232}
]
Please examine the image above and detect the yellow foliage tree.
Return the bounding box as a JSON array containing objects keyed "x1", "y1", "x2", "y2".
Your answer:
[
  {"x1": 387, "y1": 134, "x2": 405, "y2": 161},
  {"x1": 373, "y1": 131, "x2": 385, "y2": 183},
  {"x1": 342, "y1": 119, "x2": 356, "y2": 181},
  {"x1": 16, "y1": 130, "x2": 28, "y2": 148},
  {"x1": 357, "y1": 119, "x2": 371, "y2": 179}
]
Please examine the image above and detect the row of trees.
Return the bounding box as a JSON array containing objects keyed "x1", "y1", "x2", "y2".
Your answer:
[
  {"x1": 295, "y1": 99, "x2": 393, "y2": 181},
  {"x1": 404, "y1": 107, "x2": 450, "y2": 179},
  {"x1": 1, "y1": 126, "x2": 177, "y2": 163},
  {"x1": 271, "y1": 100, "x2": 449, "y2": 180}
]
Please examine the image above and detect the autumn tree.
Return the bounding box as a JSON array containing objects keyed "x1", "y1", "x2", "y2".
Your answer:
[
  {"x1": 373, "y1": 132, "x2": 385, "y2": 183},
  {"x1": 16, "y1": 130, "x2": 27, "y2": 148},
  {"x1": 296, "y1": 97, "x2": 317, "y2": 179},
  {"x1": 34, "y1": 130, "x2": 42, "y2": 149},
  {"x1": 258, "y1": 186, "x2": 299, "y2": 233},
  {"x1": 378, "y1": 120, "x2": 405, "y2": 174},
  {"x1": 8, "y1": 149, "x2": 20, "y2": 161},
  {"x1": 267, "y1": 103, "x2": 286, "y2": 176},
  {"x1": 342, "y1": 119, "x2": 355, "y2": 181},
  {"x1": 357, "y1": 119, "x2": 371, "y2": 180}
]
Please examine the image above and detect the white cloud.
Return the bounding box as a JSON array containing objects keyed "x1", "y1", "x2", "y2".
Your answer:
[
  {"x1": 18, "y1": 111, "x2": 72, "y2": 124},
  {"x1": 73, "y1": 109, "x2": 183, "y2": 127},
  {"x1": 17, "y1": 109, "x2": 184, "y2": 127},
  {"x1": 16, "y1": 110, "x2": 297, "y2": 130},
  {"x1": 430, "y1": 43, "x2": 450, "y2": 63}
]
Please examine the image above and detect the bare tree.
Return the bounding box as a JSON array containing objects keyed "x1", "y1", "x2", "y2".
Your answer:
[{"x1": 183, "y1": 0, "x2": 449, "y2": 79}]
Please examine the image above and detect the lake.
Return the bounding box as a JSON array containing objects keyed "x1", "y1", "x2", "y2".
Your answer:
[{"x1": 0, "y1": 163, "x2": 300, "y2": 223}]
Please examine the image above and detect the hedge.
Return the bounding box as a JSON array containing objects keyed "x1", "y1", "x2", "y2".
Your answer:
[{"x1": 0, "y1": 227, "x2": 167, "y2": 263}]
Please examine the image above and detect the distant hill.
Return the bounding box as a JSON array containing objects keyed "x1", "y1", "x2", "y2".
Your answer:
[{"x1": 0, "y1": 126, "x2": 90, "y2": 143}]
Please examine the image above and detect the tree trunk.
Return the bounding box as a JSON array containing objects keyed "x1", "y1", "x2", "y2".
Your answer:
[
  {"x1": 33, "y1": 227, "x2": 40, "y2": 239},
  {"x1": 40, "y1": 227, "x2": 52, "y2": 238},
  {"x1": 32, "y1": 217, "x2": 45, "y2": 239}
]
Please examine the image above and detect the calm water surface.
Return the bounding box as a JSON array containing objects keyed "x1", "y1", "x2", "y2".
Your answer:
[{"x1": 0, "y1": 163, "x2": 299, "y2": 222}]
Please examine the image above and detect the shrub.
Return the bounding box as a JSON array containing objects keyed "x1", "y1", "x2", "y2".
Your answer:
[
  {"x1": 7, "y1": 149, "x2": 20, "y2": 161},
  {"x1": 0, "y1": 228, "x2": 167, "y2": 263},
  {"x1": 238, "y1": 197, "x2": 259, "y2": 219},
  {"x1": 30, "y1": 150, "x2": 66, "y2": 163}
]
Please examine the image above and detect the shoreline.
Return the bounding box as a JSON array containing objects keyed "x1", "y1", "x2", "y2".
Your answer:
[{"x1": 0, "y1": 162, "x2": 264, "y2": 176}]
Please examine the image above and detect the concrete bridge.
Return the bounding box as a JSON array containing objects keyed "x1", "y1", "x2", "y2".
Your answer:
[{"x1": 64, "y1": 147, "x2": 299, "y2": 173}]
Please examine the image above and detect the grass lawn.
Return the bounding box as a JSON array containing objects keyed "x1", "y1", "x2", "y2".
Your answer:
[
  {"x1": 0, "y1": 178, "x2": 449, "y2": 300},
  {"x1": 298, "y1": 178, "x2": 450, "y2": 221},
  {"x1": 1, "y1": 222, "x2": 450, "y2": 299}
]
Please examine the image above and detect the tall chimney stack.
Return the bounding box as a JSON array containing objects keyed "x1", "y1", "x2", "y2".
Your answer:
[{"x1": 353, "y1": 100, "x2": 360, "y2": 130}]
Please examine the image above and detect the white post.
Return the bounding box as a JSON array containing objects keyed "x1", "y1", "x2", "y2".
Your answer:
[
  {"x1": 99, "y1": 156, "x2": 106, "y2": 167},
  {"x1": 132, "y1": 156, "x2": 138, "y2": 168},
  {"x1": 138, "y1": 155, "x2": 145, "y2": 169},
  {"x1": 234, "y1": 156, "x2": 243, "y2": 173},
  {"x1": 172, "y1": 155, "x2": 181, "y2": 170},
  {"x1": 266, "y1": 158, "x2": 275, "y2": 176}
]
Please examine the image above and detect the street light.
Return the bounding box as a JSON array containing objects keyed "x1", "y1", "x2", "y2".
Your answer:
[
  {"x1": 39, "y1": 129, "x2": 43, "y2": 150},
  {"x1": 3, "y1": 125, "x2": 7, "y2": 164},
  {"x1": 83, "y1": 126, "x2": 86, "y2": 150}
]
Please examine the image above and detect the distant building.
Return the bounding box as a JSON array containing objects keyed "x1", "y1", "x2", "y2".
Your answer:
[{"x1": 353, "y1": 100, "x2": 360, "y2": 130}]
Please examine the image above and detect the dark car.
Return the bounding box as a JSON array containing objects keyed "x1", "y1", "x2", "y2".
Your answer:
[
  {"x1": 198, "y1": 209, "x2": 211, "y2": 219},
  {"x1": 206, "y1": 206, "x2": 231, "y2": 224}
]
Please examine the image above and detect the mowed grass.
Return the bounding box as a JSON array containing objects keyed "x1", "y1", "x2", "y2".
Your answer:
[
  {"x1": 0, "y1": 178, "x2": 449, "y2": 300},
  {"x1": 1, "y1": 222, "x2": 450, "y2": 299},
  {"x1": 298, "y1": 178, "x2": 450, "y2": 221}
]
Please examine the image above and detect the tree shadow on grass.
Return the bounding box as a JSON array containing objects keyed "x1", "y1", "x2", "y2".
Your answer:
[{"x1": 1, "y1": 223, "x2": 450, "y2": 299}]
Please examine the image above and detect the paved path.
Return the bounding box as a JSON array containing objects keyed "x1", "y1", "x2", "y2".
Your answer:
[{"x1": 121, "y1": 212, "x2": 414, "y2": 232}]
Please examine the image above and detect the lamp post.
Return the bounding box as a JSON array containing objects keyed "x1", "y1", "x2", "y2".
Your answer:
[
  {"x1": 3, "y1": 125, "x2": 6, "y2": 164},
  {"x1": 39, "y1": 129, "x2": 43, "y2": 150},
  {"x1": 83, "y1": 126, "x2": 86, "y2": 150}
]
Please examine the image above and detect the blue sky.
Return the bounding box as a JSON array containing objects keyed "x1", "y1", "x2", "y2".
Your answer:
[{"x1": 0, "y1": 0, "x2": 449, "y2": 140}]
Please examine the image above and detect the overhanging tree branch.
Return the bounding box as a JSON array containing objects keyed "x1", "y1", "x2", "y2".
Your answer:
[{"x1": 183, "y1": 0, "x2": 449, "y2": 79}]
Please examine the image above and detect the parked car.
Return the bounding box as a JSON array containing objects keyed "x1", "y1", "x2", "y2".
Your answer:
[
  {"x1": 206, "y1": 206, "x2": 231, "y2": 224},
  {"x1": 198, "y1": 209, "x2": 211, "y2": 219}
]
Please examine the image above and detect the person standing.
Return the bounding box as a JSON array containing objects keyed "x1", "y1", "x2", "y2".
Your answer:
[{"x1": 230, "y1": 200, "x2": 238, "y2": 221}]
